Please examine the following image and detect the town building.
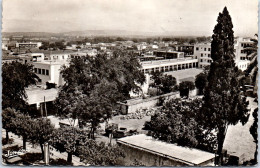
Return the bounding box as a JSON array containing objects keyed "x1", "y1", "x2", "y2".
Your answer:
[
  {"x1": 141, "y1": 57, "x2": 198, "y2": 74},
  {"x1": 153, "y1": 50, "x2": 185, "y2": 59},
  {"x1": 193, "y1": 43, "x2": 212, "y2": 69},
  {"x1": 117, "y1": 134, "x2": 215, "y2": 166},
  {"x1": 15, "y1": 42, "x2": 42, "y2": 48},
  {"x1": 234, "y1": 37, "x2": 252, "y2": 71},
  {"x1": 193, "y1": 37, "x2": 252, "y2": 71}
]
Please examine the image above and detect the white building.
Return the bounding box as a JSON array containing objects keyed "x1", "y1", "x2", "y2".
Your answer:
[
  {"x1": 234, "y1": 37, "x2": 252, "y2": 71},
  {"x1": 141, "y1": 57, "x2": 199, "y2": 74},
  {"x1": 33, "y1": 61, "x2": 67, "y2": 86},
  {"x1": 16, "y1": 42, "x2": 42, "y2": 48},
  {"x1": 193, "y1": 43, "x2": 212, "y2": 69},
  {"x1": 194, "y1": 37, "x2": 253, "y2": 71}
]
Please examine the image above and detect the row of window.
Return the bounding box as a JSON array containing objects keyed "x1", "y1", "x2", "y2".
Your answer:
[
  {"x1": 201, "y1": 53, "x2": 211, "y2": 57},
  {"x1": 34, "y1": 68, "x2": 49, "y2": 76},
  {"x1": 142, "y1": 62, "x2": 199, "y2": 74},
  {"x1": 200, "y1": 59, "x2": 212, "y2": 63},
  {"x1": 196, "y1": 47, "x2": 211, "y2": 51}
]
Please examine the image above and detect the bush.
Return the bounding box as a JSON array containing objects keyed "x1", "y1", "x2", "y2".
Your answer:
[
  {"x1": 20, "y1": 153, "x2": 42, "y2": 163},
  {"x1": 50, "y1": 158, "x2": 73, "y2": 166}
]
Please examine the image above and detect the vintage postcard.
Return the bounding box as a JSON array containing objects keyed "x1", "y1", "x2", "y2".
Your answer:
[{"x1": 2, "y1": 0, "x2": 258, "y2": 166}]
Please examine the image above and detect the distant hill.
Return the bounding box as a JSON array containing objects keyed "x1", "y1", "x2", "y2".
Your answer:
[{"x1": 2, "y1": 30, "x2": 208, "y2": 38}]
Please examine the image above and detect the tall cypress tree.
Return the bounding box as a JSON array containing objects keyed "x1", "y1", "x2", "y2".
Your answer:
[{"x1": 202, "y1": 7, "x2": 249, "y2": 164}]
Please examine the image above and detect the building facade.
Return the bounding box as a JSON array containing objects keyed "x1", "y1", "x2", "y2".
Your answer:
[{"x1": 193, "y1": 43, "x2": 212, "y2": 69}]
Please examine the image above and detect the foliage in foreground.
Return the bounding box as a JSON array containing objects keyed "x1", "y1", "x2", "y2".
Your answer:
[
  {"x1": 145, "y1": 98, "x2": 216, "y2": 152},
  {"x1": 250, "y1": 108, "x2": 258, "y2": 163},
  {"x1": 2, "y1": 62, "x2": 39, "y2": 111},
  {"x1": 201, "y1": 7, "x2": 249, "y2": 161},
  {"x1": 56, "y1": 51, "x2": 146, "y2": 139},
  {"x1": 51, "y1": 126, "x2": 125, "y2": 165}
]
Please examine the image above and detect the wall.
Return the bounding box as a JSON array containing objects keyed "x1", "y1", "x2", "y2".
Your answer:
[
  {"x1": 33, "y1": 63, "x2": 51, "y2": 84},
  {"x1": 50, "y1": 64, "x2": 63, "y2": 86},
  {"x1": 118, "y1": 143, "x2": 188, "y2": 166},
  {"x1": 119, "y1": 90, "x2": 197, "y2": 114}
]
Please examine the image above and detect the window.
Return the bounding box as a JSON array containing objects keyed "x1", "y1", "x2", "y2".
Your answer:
[
  {"x1": 200, "y1": 59, "x2": 203, "y2": 62},
  {"x1": 201, "y1": 53, "x2": 203, "y2": 57},
  {"x1": 62, "y1": 56, "x2": 64, "y2": 59},
  {"x1": 208, "y1": 54, "x2": 211, "y2": 57},
  {"x1": 38, "y1": 69, "x2": 42, "y2": 74},
  {"x1": 204, "y1": 48, "x2": 206, "y2": 51},
  {"x1": 46, "y1": 70, "x2": 49, "y2": 76},
  {"x1": 42, "y1": 69, "x2": 45, "y2": 75},
  {"x1": 34, "y1": 68, "x2": 37, "y2": 73},
  {"x1": 196, "y1": 47, "x2": 199, "y2": 51}
]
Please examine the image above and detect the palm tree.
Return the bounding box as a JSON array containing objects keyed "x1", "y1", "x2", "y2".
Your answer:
[{"x1": 244, "y1": 34, "x2": 258, "y2": 94}]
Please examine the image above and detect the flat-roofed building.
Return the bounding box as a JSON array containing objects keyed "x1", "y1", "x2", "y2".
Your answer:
[
  {"x1": 193, "y1": 43, "x2": 212, "y2": 69},
  {"x1": 194, "y1": 37, "x2": 253, "y2": 70},
  {"x1": 141, "y1": 57, "x2": 198, "y2": 74},
  {"x1": 153, "y1": 51, "x2": 184, "y2": 59},
  {"x1": 117, "y1": 134, "x2": 215, "y2": 166},
  {"x1": 16, "y1": 42, "x2": 42, "y2": 48},
  {"x1": 32, "y1": 60, "x2": 68, "y2": 86}
]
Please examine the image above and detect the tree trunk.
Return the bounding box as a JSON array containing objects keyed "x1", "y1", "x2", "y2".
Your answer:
[
  {"x1": 40, "y1": 143, "x2": 44, "y2": 160},
  {"x1": 23, "y1": 136, "x2": 27, "y2": 150},
  {"x1": 6, "y1": 131, "x2": 9, "y2": 143},
  {"x1": 67, "y1": 152, "x2": 72, "y2": 163},
  {"x1": 217, "y1": 126, "x2": 226, "y2": 165},
  {"x1": 254, "y1": 143, "x2": 258, "y2": 164}
]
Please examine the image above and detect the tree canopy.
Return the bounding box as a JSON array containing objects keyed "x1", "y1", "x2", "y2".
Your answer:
[
  {"x1": 2, "y1": 62, "x2": 39, "y2": 111},
  {"x1": 201, "y1": 7, "x2": 249, "y2": 162},
  {"x1": 195, "y1": 66, "x2": 210, "y2": 95},
  {"x1": 56, "y1": 50, "x2": 146, "y2": 139},
  {"x1": 179, "y1": 81, "x2": 195, "y2": 98},
  {"x1": 2, "y1": 108, "x2": 17, "y2": 142},
  {"x1": 150, "y1": 71, "x2": 177, "y2": 95},
  {"x1": 145, "y1": 98, "x2": 216, "y2": 152}
]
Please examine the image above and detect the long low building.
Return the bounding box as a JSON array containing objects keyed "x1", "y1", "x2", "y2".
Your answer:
[
  {"x1": 117, "y1": 134, "x2": 215, "y2": 166},
  {"x1": 141, "y1": 57, "x2": 199, "y2": 74}
]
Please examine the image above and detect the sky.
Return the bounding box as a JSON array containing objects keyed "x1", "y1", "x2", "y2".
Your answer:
[{"x1": 2, "y1": 0, "x2": 258, "y2": 37}]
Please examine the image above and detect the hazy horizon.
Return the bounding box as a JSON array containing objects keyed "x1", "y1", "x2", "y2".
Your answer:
[{"x1": 2, "y1": 0, "x2": 258, "y2": 37}]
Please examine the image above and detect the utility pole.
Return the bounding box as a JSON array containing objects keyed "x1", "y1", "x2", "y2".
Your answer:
[{"x1": 44, "y1": 96, "x2": 47, "y2": 118}]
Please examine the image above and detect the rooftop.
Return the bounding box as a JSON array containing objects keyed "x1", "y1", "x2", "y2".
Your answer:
[
  {"x1": 141, "y1": 58, "x2": 198, "y2": 67},
  {"x1": 117, "y1": 134, "x2": 215, "y2": 166},
  {"x1": 26, "y1": 88, "x2": 58, "y2": 105}
]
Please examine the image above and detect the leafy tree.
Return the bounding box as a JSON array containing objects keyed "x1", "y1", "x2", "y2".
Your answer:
[
  {"x1": 195, "y1": 66, "x2": 210, "y2": 95},
  {"x1": 250, "y1": 108, "x2": 258, "y2": 164},
  {"x1": 150, "y1": 71, "x2": 163, "y2": 95},
  {"x1": 12, "y1": 112, "x2": 34, "y2": 150},
  {"x1": 51, "y1": 127, "x2": 89, "y2": 163},
  {"x1": 179, "y1": 81, "x2": 195, "y2": 98},
  {"x1": 56, "y1": 51, "x2": 145, "y2": 139},
  {"x1": 2, "y1": 108, "x2": 17, "y2": 143},
  {"x1": 201, "y1": 7, "x2": 249, "y2": 163},
  {"x1": 146, "y1": 98, "x2": 216, "y2": 151},
  {"x1": 2, "y1": 62, "x2": 39, "y2": 111},
  {"x1": 78, "y1": 141, "x2": 125, "y2": 166},
  {"x1": 39, "y1": 41, "x2": 50, "y2": 50},
  {"x1": 150, "y1": 71, "x2": 176, "y2": 94},
  {"x1": 160, "y1": 74, "x2": 177, "y2": 94},
  {"x1": 30, "y1": 118, "x2": 55, "y2": 159}
]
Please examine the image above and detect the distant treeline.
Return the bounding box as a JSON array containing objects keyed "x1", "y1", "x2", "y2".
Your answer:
[{"x1": 68, "y1": 36, "x2": 211, "y2": 45}]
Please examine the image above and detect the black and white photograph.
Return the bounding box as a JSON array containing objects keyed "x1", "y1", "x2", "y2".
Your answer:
[{"x1": 1, "y1": 0, "x2": 258, "y2": 166}]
